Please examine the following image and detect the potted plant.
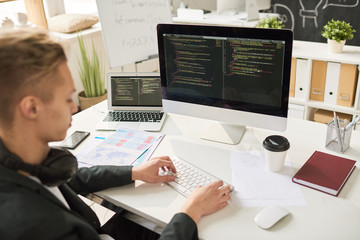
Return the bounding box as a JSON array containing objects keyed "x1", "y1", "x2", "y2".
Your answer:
[
  {"x1": 321, "y1": 19, "x2": 356, "y2": 53},
  {"x1": 77, "y1": 34, "x2": 107, "y2": 110},
  {"x1": 256, "y1": 17, "x2": 285, "y2": 29}
]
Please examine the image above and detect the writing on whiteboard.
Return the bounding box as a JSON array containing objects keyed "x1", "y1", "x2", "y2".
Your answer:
[
  {"x1": 97, "y1": 0, "x2": 172, "y2": 68},
  {"x1": 121, "y1": 36, "x2": 156, "y2": 48},
  {"x1": 114, "y1": 15, "x2": 164, "y2": 26}
]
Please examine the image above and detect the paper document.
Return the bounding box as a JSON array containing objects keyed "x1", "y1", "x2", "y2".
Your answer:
[
  {"x1": 231, "y1": 151, "x2": 307, "y2": 207},
  {"x1": 77, "y1": 128, "x2": 163, "y2": 167}
]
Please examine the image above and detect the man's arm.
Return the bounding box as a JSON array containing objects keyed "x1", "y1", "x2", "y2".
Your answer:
[
  {"x1": 68, "y1": 165, "x2": 133, "y2": 194},
  {"x1": 68, "y1": 156, "x2": 230, "y2": 240},
  {"x1": 159, "y1": 213, "x2": 198, "y2": 240},
  {"x1": 159, "y1": 181, "x2": 231, "y2": 240},
  {"x1": 68, "y1": 156, "x2": 175, "y2": 195}
]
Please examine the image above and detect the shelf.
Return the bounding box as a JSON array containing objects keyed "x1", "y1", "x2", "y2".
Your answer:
[
  {"x1": 289, "y1": 98, "x2": 360, "y2": 115},
  {"x1": 293, "y1": 40, "x2": 360, "y2": 65},
  {"x1": 289, "y1": 41, "x2": 360, "y2": 122}
]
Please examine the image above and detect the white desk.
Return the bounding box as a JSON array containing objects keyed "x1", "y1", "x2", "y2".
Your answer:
[
  {"x1": 69, "y1": 100, "x2": 360, "y2": 240},
  {"x1": 173, "y1": 12, "x2": 279, "y2": 27}
]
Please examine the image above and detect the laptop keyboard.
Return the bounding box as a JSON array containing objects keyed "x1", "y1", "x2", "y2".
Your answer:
[
  {"x1": 159, "y1": 157, "x2": 234, "y2": 198},
  {"x1": 103, "y1": 111, "x2": 164, "y2": 122}
]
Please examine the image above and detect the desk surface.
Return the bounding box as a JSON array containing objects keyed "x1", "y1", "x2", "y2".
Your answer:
[{"x1": 69, "y1": 101, "x2": 360, "y2": 240}]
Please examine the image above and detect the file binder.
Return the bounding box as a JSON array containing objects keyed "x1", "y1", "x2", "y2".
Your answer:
[
  {"x1": 324, "y1": 62, "x2": 341, "y2": 105},
  {"x1": 337, "y1": 64, "x2": 359, "y2": 107},
  {"x1": 310, "y1": 60, "x2": 327, "y2": 102},
  {"x1": 289, "y1": 57, "x2": 297, "y2": 97},
  {"x1": 294, "y1": 58, "x2": 309, "y2": 100}
]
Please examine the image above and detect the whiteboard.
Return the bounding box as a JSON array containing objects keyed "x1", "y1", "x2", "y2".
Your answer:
[{"x1": 96, "y1": 0, "x2": 172, "y2": 68}]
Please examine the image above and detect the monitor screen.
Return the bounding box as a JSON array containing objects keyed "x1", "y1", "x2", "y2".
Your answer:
[{"x1": 157, "y1": 24, "x2": 293, "y2": 144}]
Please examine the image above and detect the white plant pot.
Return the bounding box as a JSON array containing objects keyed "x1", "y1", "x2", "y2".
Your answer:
[{"x1": 328, "y1": 39, "x2": 346, "y2": 53}]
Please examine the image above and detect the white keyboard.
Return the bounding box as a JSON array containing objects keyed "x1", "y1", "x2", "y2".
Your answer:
[{"x1": 159, "y1": 157, "x2": 233, "y2": 197}]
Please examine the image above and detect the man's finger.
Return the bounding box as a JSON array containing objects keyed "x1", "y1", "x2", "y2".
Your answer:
[
  {"x1": 209, "y1": 180, "x2": 224, "y2": 189},
  {"x1": 219, "y1": 184, "x2": 231, "y2": 195},
  {"x1": 157, "y1": 159, "x2": 177, "y2": 173},
  {"x1": 159, "y1": 175, "x2": 175, "y2": 183}
]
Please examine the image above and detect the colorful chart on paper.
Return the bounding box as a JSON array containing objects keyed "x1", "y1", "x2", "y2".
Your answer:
[{"x1": 78, "y1": 128, "x2": 163, "y2": 166}]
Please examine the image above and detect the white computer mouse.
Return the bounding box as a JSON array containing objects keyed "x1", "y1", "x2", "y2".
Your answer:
[{"x1": 254, "y1": 205, "x2": 290, "y2": 229}]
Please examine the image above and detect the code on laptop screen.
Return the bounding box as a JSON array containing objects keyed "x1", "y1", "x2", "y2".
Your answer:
[{"x1": 111, "y1": 76, "x2": 162, "y2": 106}]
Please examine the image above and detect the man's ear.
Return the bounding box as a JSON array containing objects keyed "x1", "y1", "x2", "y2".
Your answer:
[{"x1": 18, "y1": 96, "x2": 42, "y2": 120}]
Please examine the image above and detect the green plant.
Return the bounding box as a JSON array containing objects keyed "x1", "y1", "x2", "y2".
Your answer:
[
  {"x1": 256, "y1": 17, "x2": 285, "y2": 29},
  {"x1": 77, "y1": 34, "x2": 106, "y2": 98},
  {"x1": 321, "y1": 19, "x2": 356, "y2": 43}
]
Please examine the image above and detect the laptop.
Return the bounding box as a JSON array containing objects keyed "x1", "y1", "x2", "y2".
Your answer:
[{"x1": 96, "y1": 72, "x2": 166, "y2": 131}]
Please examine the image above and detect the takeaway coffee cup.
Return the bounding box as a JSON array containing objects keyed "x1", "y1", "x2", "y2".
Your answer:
[{"x1": 262, "y1": 135, "x2": 290, "y2": 172}]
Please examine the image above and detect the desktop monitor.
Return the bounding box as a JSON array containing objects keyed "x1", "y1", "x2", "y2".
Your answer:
[
  {"x1": 157, "y1": 24, "x2": 293, "y2": 144},
  {"x1": 217, "y1": 0, "x2": 271, "y2": 20},
  {"x1": 178, "y1": 0, "x2": 217, "y2": 11}
]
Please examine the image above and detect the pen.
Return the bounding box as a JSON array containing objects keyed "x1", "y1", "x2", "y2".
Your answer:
[
  {"x1": 95, "y1": 136, "x2": 106, "y2": 140},
  {"x1": 345, "y1": 115, "x2": 360, "y2": 131},
  {"x1": 333, "y1": 112, "x2": 343, "y2": 152},
  {"x1": 343, "y1": 119, "x2": 349, "y2": 139}
]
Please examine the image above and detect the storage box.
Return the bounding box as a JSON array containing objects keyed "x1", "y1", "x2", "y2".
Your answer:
[{"x1": 313, "y1": 109, "x2": 352, "y2": 124}]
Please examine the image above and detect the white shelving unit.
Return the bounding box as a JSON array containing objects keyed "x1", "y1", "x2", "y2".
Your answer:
[{"x1": 290, "y1": 40, "x2": 360, "y2": 126}]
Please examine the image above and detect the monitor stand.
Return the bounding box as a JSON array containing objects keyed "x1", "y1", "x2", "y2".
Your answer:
[{"x1": 200, "y1": 122, "x2": 245, "y2": 145}]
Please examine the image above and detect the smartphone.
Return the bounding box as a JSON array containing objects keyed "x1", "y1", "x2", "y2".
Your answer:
[{"x1": 60, "y1": 131, "x2": 90, "y2": 149}]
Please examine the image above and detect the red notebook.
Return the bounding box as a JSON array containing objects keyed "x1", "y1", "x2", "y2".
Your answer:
[{"x1": 292, "y1": 151, "x2": 356, "y2": 196}]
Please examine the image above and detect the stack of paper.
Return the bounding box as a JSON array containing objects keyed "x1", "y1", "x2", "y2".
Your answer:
[{"x1": 231, "y1": 151, "x2": 307, "y2": 207}]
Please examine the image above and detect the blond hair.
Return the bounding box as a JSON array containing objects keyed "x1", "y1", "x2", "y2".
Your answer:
[{"x1": 0, "y1": 28, "x2": 67, "y2": 127}]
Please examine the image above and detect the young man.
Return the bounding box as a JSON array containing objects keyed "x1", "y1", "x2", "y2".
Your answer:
[{"x1": 0, "y1": 29, "x2": 231, "y2": 240}]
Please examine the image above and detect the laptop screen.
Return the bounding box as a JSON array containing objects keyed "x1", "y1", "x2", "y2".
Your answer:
[{"x1": 110, "y1": 75, "x2": 162, "y2": 107}]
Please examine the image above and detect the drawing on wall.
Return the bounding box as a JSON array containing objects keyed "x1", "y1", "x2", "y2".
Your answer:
[
  {"x1": 273, "y1": 0, "x2": 359, "y2": 29},
  {"x1": 271, "y1": 0, "x2": 360, "y2": 46},
  {"x1": 299, "y1": 0, "x2": 324, "y2": 28},
  {"x1": 322, "y1": 0, "x2": 359, "y2": 9},
  {"x1": 273, "y1": 4, "x2": 295, "y2": 30}
]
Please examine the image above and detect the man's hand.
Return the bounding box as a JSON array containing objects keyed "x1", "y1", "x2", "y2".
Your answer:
[
  {"x1": 181, "y1": 180, "x2": 231, "y2": 224},
  {"x1": 132, "y1": 156, "x2": 177, "y2": 183}
]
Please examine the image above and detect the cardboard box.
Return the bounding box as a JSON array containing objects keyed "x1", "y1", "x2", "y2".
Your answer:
[{"x1": 313, "y1": 109, "x2": 352, "y2": 124}]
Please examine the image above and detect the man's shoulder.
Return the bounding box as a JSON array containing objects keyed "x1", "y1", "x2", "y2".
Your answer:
[
  {"x1": 0, "y1": 179, "x2": 59, "y2": 215},
  {"x1": 0, "y1": 180, "x2": 95, "y2": 239}
]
